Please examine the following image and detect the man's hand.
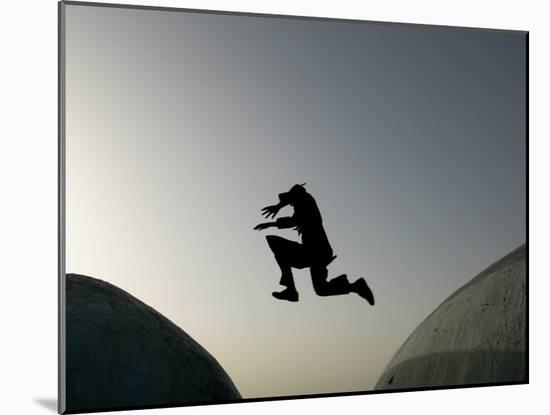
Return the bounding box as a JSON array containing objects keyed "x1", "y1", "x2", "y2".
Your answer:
[
  {"x1": 261, "y1": 204, "x2": 282, "y2": 219},
  {"x1": 253, "y1": 222, "x2": 274, "y2": 231}
]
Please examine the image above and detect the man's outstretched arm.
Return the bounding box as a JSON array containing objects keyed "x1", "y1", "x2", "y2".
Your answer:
[
  {"x1": 254, "y1": 216, "x2": 297, "y2": 231},
  {"x1": 261, "y1": 203, "x2": 283, "y2": 219},
  {"x1": 274, "y1": 216, "x2": 297, "y2": 229},
  {"x1": 261, "y1": 192, "x2": 297, "y2": 219},
  {"x1": 253, "y1": 222, "x2": 276, "y2": 231}
]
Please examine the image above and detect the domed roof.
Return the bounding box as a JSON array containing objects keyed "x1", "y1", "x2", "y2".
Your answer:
[
  {"x1": 375, "y1": 245, "x2": 527, "y2": 390},
  {"x1": 65, "y1": 274, "x2": 241, "y2": 412}
]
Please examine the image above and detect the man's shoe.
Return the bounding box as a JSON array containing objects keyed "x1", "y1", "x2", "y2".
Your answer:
[
  {"x1": 352, "y1": 278, "x2": 375, "y2": 305},
  {"x1": 272, "y1": 289, "x2": 299, "y2": 302}
]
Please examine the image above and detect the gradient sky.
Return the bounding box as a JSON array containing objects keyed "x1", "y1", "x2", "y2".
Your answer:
[{"x1": 64, "y1": 3, "x2": 526, "y2": 399}]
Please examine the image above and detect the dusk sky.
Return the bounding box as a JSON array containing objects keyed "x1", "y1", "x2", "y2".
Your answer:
[{"x1": 64, "y1": 3, "x2": 526, "y2": 398}]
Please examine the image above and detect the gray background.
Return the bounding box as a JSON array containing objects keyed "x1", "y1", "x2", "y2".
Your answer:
[{"x1": 65, "y1": 4, "x2": 526, "y2": 398}]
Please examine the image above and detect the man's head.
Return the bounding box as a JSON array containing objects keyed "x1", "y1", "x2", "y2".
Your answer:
[
  {"x1": 279, "y1": 183, "x2": 307, "y2": 206},
  {"x1": 289, "y1": 183, "x2": 307, "y2": 195}
]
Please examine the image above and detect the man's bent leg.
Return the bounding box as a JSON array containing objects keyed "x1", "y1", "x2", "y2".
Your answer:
[
  {"x1": 266, "y1": 235, "x2": 306, "y2": 301},
  {"x1": 310, "y1": 266, "x2": 352, "y2": 296}
]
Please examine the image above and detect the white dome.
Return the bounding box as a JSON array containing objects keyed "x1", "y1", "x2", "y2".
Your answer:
[{"x1": 375, "y1": 245, "x2": 526, "y2": 390}]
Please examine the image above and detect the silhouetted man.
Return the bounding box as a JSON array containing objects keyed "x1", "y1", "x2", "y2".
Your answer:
[{"x1": 254, "y1": 184, "x2": 374, "y2": 304}]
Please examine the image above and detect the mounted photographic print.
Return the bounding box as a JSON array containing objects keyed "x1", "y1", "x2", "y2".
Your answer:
[{"x1": 58, "y1": 1, "x2": 528, "y2": 413}]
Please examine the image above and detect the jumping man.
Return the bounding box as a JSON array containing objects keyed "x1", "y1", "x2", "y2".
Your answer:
[{"x1": 254, "y1": 184, "x2": 375, "y2": 304}]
